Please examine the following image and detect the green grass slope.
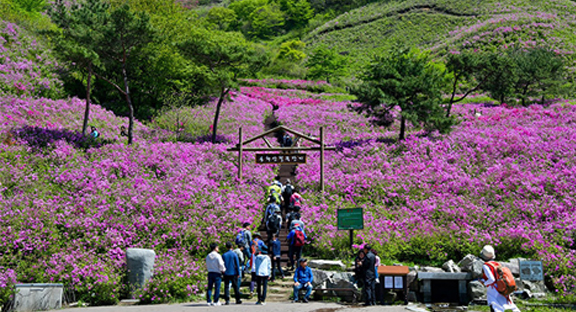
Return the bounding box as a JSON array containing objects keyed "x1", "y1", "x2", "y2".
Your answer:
[{"x1": 304, "y1": 0, "x2": 576, "y2": 71}]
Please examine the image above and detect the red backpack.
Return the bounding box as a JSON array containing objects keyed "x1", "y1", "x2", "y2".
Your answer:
[
  {"x1": 485, "y1": 261, "x2": 517, "y2": 296},
  {"x1": 293, "y1": 230, "x2": 305, "y2": 247}
]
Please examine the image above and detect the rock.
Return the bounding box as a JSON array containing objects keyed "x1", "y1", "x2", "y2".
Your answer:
[
  {"x1": 500, "y1": 258, "x2": 522, "y2": 276},
  {"x1": 458, "y1": 254, "x2": 484, "y2": 278},
  {"x1": 14, "y1": 284, "x2": 63, "y2": 312},
  {"x1": 522, "y1": 280, "x2": 547, "y2": 293},
  {"x1": 325, "y1": 272, "x2": 360, "y2": 302},
  {"x1": 442, "y1": 260, "x2": 462, "y2": 273},
  {"x1": 407, "y1": 271, "x2": 418, "y2": 292},
  {"x1": 310, "y1": 268, "x2": 335, "y2": 288},
  {"x1": 468, "y1": 280, "x2": 486, "y2": 301},
  {"x1": 406, "y1": 291, "x2": 418, "y2": 303},
  {"x1": 126, "y1": 248, "x2": 156, "y2": 292},
  {"x1": 419, "y1": 266, "x2": 445, "y2": 273},
  {"x1": 308, "y1": 260, "x2": 346, "y2": 270},
  {"x1": 384, "y1": 290, "x2": 398, "y2": 304}
]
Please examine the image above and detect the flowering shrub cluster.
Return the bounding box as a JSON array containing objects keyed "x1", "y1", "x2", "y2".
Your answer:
[
  {"x1": 0, "y1": 21, "x2": 62, "y2": 98},
  {"x1": 269, "y1": 90, "x2": 576, "y2": 294},
  {"x1": 2, "y1": 71, "x2": 576, "y2": 307}
]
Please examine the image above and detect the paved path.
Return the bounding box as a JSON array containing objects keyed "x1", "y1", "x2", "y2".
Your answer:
[{"x1": 51, "y1": 302, "x2": 417, "y2": 312}]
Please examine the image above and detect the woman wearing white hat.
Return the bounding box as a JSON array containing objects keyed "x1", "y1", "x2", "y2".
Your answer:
[{"x1": 479, "y1": 245, "x2": 520, "y2": 312}]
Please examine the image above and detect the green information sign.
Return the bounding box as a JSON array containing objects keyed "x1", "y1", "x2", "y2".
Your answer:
[{"x1": 338, "y1": 208, "x2": 364, "y2": 230}]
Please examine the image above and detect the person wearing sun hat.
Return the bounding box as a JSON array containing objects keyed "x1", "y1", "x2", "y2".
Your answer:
[{"x1": 479, "y1": 245, "x2": 521, "y2": 312}]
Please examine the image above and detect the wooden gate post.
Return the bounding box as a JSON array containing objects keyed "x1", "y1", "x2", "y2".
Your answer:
[
  {"x1": 238, "y1": 127, "x2": 243, "y2": 181},
  {"x1": 320, "y1": 126, "x2": 324, "y2": 193}
]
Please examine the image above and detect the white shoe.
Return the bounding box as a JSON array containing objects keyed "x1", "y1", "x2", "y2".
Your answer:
[
  {"x1": 207, "y1": 302, "x2": 213, "y2": 306},
  {"x1": 214, "y1": 302, "x2": 222, "y2": 306},
  {"x1": 261, "y1": 302, "x2": 266, "y2": 306}
]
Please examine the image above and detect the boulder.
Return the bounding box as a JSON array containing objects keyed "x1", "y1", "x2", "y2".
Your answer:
[
  {"x1": 325, "y1": 272, "x2": 360, "y2": 302},
  {"x1": 383, "y1": 290, "x2": 398, "y2": 304},
  {"x1": 468, "y1": 280, "x2": 486, "y2": 301},
  {"x1": 310, "y1": 268, "x2": 335, "y2": 288},
  {"x1": 458, "y1": 254, "x2": 484, "y2": 278},
  {"x1": 419, "y1": 266, "x2": 445, "y2": 273},
  {"x1": 126, "y1": 248, "x2": 156, "y2": 292},
  {"x1": 308, "y1": 260, "x2": 346, "y2": 270},
  {"x1": 407, "y1": 271, "x2": 418, "y2": 291},
  {"x1": 442, "y1": 260, "x2": 462, "y2": 273},
  {"x1": 522, "y1": 280, "x2": 547, "y2": 293},
  {"x1": 500, "y1": 258, "x2": 522, "y2": 276}
]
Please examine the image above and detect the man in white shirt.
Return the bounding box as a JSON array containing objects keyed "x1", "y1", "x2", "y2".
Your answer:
[{"x1": 206, "y1": 243, "x2": 226, "y2": 306}]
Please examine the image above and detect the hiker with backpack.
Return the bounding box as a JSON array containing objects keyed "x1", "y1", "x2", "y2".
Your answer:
[
  {"x1": 286, "y1": 225, "x2": 307, "y2": 270},
  {"x1": 479, "y1": 245, "x2": 520, "y2": 312},
  {"x1": 289, "y1": 211, "x2": 305, "y2": 232},
  {"x1": 290, "y1": 188, "x2": 304, "y2": 208},
  {"x1": 263, "y1": 196, "x2": 281, "y2": 225},
  {"x1": 266, "y1": 207, "x2": 282, "y2": 245},
  {"x1": 282, "y1": 179, "x2": 294, "y2": 213},
  {"x1": 281, "y1": 133, "x2": 293, "y2": 147},
  {"x1": 270, "y1": 233, "x2": 285, "y2": 282},
  {"x1": 235, "y1": 222, "x2": 252, "y2": 267}
]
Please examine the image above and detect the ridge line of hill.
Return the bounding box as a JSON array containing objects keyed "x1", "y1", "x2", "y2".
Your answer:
[{"x1": 309, "y1": 4, "x2": 478, "y2": 38}]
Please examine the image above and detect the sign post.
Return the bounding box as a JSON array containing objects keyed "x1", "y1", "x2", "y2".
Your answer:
[{"x1": 337, "y1": 208, "x2": 363, "y2": 249}]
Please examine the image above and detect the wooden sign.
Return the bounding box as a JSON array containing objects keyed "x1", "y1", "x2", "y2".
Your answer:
[{"x1": 255, "y1": 153, "x2": 306, "y2": 164}]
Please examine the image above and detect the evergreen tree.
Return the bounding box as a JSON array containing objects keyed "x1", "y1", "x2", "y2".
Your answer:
[{"x1": 352, "y1": 48, "x2": 454, "y2": 140}]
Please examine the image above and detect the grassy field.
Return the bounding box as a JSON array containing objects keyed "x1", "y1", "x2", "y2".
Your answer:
[{"x1": 304, "y1": 0, "x2": 576, "y2": 72}]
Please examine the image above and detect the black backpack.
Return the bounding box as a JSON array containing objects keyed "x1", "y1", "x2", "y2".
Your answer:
[
  {"x1": 268, "y1": 214, "x2": 281, "y2": 232},
  {"x1": 283, "y1": 135, "x2": 293, "y2": 147},
  {"x1": 283, "y1": 185, "x2": 293, "y2": 199},
  {"x1": 288, "y1": 212, "x2": 300, "y2": 226}
]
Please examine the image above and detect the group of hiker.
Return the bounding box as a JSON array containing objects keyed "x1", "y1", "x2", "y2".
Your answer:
[
  {"x1": 205, "y1": 176, "x2": 521, "y2": 312},
  {"x1": 205, "y1": 177, "x2": 311, "y2": 306}
]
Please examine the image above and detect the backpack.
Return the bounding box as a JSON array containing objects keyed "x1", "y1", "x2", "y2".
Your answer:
[
  {"x1": 293, "y1": 229, "x2": 305, "y2": 247},
  {"x1": 283, "y1": 135, "x2": 293, "y2": 147},
  {"x1": 267, "y1": 214, "x2": 281, "y2": 232},
  {"x1": 283, "y1": 185, "x2": 293, "y2": 199},
  {"x1": 485, "y1": 261, "x2": 517, "y2": 296},
  {"x1": 235, "y1": 230, "x2": 246, "y2": 246}
]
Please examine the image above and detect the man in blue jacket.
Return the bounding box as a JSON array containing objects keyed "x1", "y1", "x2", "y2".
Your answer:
[
  {"x1": 222, "y1": 242, "x2": 242, "y2": 305},
  {"x1": 293, "y1": 258, "x2": 313, "y2": 303}
]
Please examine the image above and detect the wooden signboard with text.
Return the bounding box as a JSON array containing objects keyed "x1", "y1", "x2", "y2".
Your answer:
[{"x1": 255, "y1": 153, "x2": 306, "y2": 164}]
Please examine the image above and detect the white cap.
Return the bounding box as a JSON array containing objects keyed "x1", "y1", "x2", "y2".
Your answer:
[{"x1": 480, "y1": 245, "x2": 495, "y2": 261}]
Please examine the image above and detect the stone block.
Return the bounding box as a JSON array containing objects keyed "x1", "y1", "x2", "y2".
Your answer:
[
  {"x1": 420, "y1": 266, "x2": 445, "y2": 273},
  {"x1": 14, "y1": 284, "x2": 63, "y2": 312},
  {"x1": 468, "y1": 280, "x2": 486, "y2": 301},
  {"x1": 418, "y1": 272, "x2": 471, "y2": 280},
  {"x1": 308, "y1": 260, "x2": 346, "y2": 270},
  {"x1": 458, "y1": 254, "x2": 484, "y2": 278},
  {"x1": 310, "y1": 268, "x2": 335, "y2": 288},
  {"x1": 126, "y1": 248, "x2": 156, "y2": 292},
  {"x1": 442, "y1": 260, "x2": 461, "y2": 273}
]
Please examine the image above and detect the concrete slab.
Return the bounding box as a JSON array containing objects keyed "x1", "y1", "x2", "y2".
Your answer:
[{"x1": 50, "y1": 302, "x2": 412, "y2": 312}]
